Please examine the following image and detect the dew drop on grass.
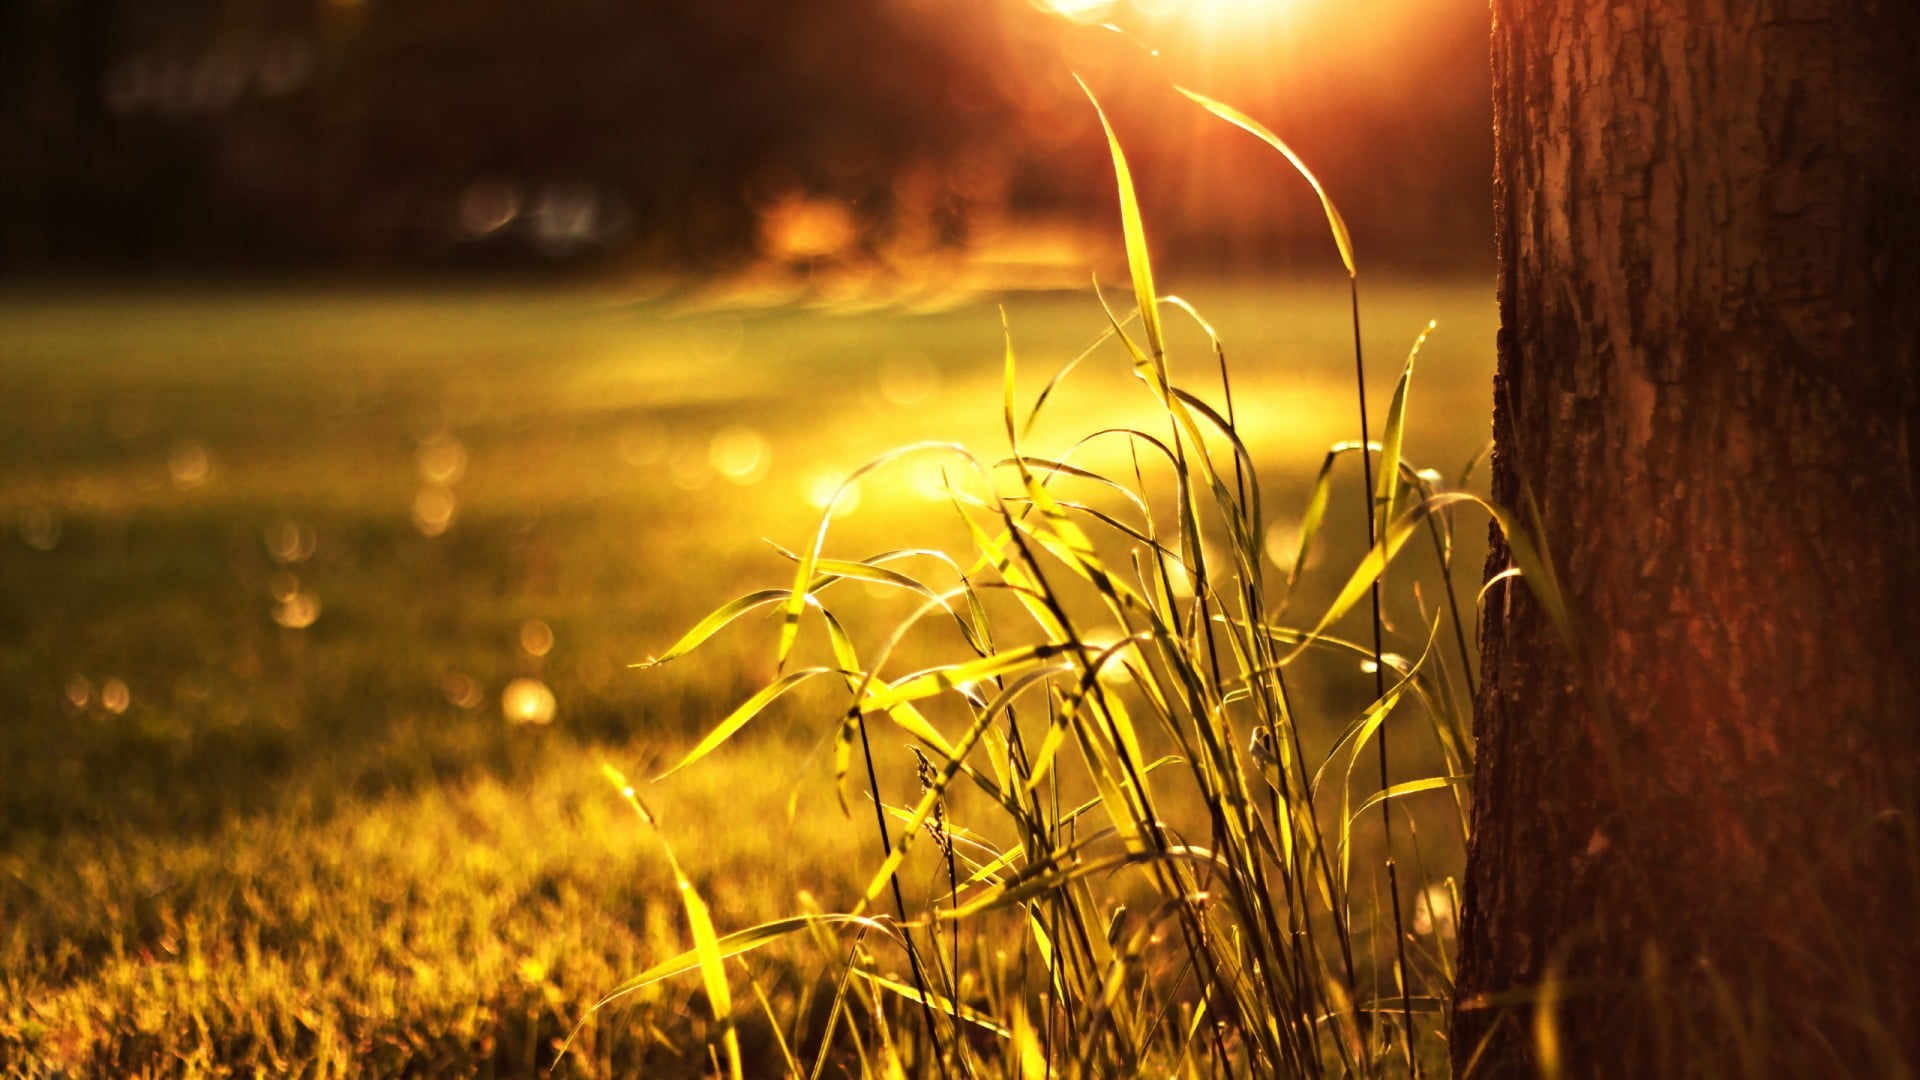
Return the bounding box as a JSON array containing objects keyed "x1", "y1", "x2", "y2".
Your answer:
[
  {"x1": 502, "y1": 678, "x2": 556, "y2": 725},
  {"x1": 709, "y1": 426, "x2": 770, "y2": 485},
  {"x1": 520, "y1": 618, "x2": 554, "y2": 657},
  {"x1": 100, "y1": 678, "x2": 131, "y2": 714},
  {"x1": 412, "y1": 484, "x2": 458, "y2": 537}
]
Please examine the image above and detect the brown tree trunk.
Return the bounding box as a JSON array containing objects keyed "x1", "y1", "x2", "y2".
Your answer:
[{"x1": 1456, "y1": 2, "x2": 1920, "y2": 1075}]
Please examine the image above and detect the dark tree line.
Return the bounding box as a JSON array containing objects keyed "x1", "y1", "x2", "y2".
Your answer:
[{"x1": 2, "y1": 0, "x2": 1495, "y2": 275}]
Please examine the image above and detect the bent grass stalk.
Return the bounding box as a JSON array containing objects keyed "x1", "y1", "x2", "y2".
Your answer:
[{"x1": 591, "y1": 81, "x2": 1564, "y2": 1077}]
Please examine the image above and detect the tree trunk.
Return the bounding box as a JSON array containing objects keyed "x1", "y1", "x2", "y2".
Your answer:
[{"x1": 1456, "y1": 2, "x2": 1920, "y2": 1075}]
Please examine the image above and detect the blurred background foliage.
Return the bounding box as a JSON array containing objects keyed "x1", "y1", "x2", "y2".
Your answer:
[{"x1": 2, "y1": 0, "x2": 1490, "y2": 277}]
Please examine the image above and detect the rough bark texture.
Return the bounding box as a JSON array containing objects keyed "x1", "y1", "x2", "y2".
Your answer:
[{"x1": 1457, "y1": 1, "x2": 1920, "y2": 1075}]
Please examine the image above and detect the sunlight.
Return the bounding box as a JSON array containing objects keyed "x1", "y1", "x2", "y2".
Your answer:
[{"x1": 1037, "y1": 0, "x2": 1113, "y2": 23}]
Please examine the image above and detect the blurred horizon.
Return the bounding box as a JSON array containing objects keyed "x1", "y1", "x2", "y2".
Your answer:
[{"x1": 2, "y1": 0, "x2": 1492, "y2": 286}]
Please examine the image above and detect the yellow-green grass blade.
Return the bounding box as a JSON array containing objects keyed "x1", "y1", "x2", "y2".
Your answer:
[
  {"x1": 634, "y1": 588, "x2": 788, "y2": 668},
  {"x1": 1023, "y1": 315, "x2": 1134, "y2": 440},
  {"x1": 996, "y1": 454, "x2": 1152, "y2": 523},
  {"x1": 1283, "y1": 445, "x2": 1354, "y2": 603},
  {"x1": 1311, "y1": 613, "x2": 1442, "y2": 800},
  {"x1": 942, "y1": 851, "x2": 1139, "y2": 919},
  {"x1": 1348, "y1": 775, "x2": 1471, "y2": 832},
  {"x1": 683, "y1": 875, "x2": 741, "y2": 1080},
  {"x1": 657, "y1": 668, "x2": 849, "y2": 780},
  {"x1": 1373, "y1": 321, "x2": 1435, "y2": 542},
  {"x1": 1072, "y1": 712, "x2": 1152, "y2": 856},
  {"x1": 1175, "y1": 86, "x2": 1356, "y2": 278},
  {"x1": 1076, "y1": 76, "x2": 1167, "y2": 379},
  {"x1": 1282, "y1": 490, "x2": 1485, "y2": 666},
  {"x1": 1020, "y1": 641, "x2": 1156, "y2": 793},
  {"x1": 858, "y1": 665, "x2": 1062, "y2": 909},
  {"x1": 776, "y1": 441, "x2": 976, "y2": 671},
  {"x1": 860, "y1": 643, "x2": 1074, "y2": 714},
  {"x1": 587, "y1": 913, "x2": 893, "y2": 1012},
  {"x1": 852, "y1": 971, "x2": 1012, "y2": 1039},
  {"x1": 747, "y1": 970, "x2": 803, "y2": 1079}
]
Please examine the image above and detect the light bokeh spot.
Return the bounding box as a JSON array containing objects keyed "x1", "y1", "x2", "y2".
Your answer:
[
  {"x1": 878, "y1": 352, "x2": 940, "y2": 406},
  {"x1": 1263, "y1": 521, "x2": 1302, "y2": 572},
  {"x1": 264, "y1": 519, "x2": 317, "y2": 565},
  {"x1": 273, "y1": 591, "x2": 322, "y2": 629},
  {"x1": 412, "y1": 484, "x2": 458, "y2": 537},
  {"x1": 520, "y1": 618, "x2": 554, "y2": 657},
  {"x1": 442, "y1": 672, "x2": 483, "y2": 710},
  {"x1": 502, "y1": 678, "x2": 557, "y2": 725},
  {"x1": 709, "y1": 426, "x2": 770, "y2": 485},
  {"x1": 169, "y1": 439, "x2": 212, "y2": 488},
  {"x1": 416, "y1": 432, "x2": 469, "y2": 485},
  {"x1": 101, "y1": 678, "x2": 131, "y2": 715},
  {"x1": 441, "y1": 668, "x2": 483, "y2": 711},
  {"x1": 806, "y1": 470, "x2": 861, "y2": 518}
]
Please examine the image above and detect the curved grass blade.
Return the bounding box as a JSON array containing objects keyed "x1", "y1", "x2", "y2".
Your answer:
[
  {"x1": 657, "y1": 667, "x2": 850, "y2": 780},
  {"x1": 1076, "y1": 76, "x2": 1167, "y2": 377},
  {"x1": 776, "y1": 441, "x2": 977, "y2": 672},
  {"x1": 583, "y1": 913, "x2": 894, "y2": 1015},
  {"x1": 1175, "y1": 86, "x2": 1356, "y2": 278},
  {"x1": 1374, "y1": 321, "x2": 1436, "y2": 542},
  {"x1": 853, "y1": 970, "x2": 1012, "y2": 1039},
  {"x1": 634, "y1": 589, "x2": 788, "y2": 668},
  {"x1": 1349, "y1": 775, "x2": 1471, "y2": 827}
]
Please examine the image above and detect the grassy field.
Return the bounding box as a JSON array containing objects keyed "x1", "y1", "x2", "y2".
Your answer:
[{"x1": 0, "y1": 275, "x2": 1493, "y2": 1075}]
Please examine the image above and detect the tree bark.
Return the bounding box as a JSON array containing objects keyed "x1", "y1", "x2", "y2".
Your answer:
[{"x1": 1457, "y1": 1, "x2": 1920, "y2": 1075}]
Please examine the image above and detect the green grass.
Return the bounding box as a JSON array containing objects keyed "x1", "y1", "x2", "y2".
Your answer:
[{"x1": 0, "y1": 275, "x2": 1492, "y2": 1075}]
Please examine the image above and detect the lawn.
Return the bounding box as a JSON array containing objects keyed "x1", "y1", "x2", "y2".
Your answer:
[{"x1": 0, "y1": 274, "x2": 1493, "y2": 1075}]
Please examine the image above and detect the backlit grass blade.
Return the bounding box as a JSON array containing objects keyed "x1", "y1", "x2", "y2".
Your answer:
[
  {"x1": 861, "y1": 643, "x2": 1074, "y2": 717},
  {"x1": 1076, "y1": 76, "x2": 1167, "y2": 378},
  {"x1": 1176, "y1": 86, "x2": 1356, "y2": 278},
  {"x1": 1283, "y1": 490, "x2": 1482, "y2": 665},
  {"x1": 598, "y1": 766, "x2": 741, "y2": 1080},
  {"x1": 1283, "y1": 442, "x2": 1369, "y2": 604},
  {"x1": 776, "y1": 441, "x2": 975, "y2": 671},
  {"x1": 853, "y1": 971, "x2": 1012, "y2": 1038},
  {"x1": 1311, "y1": 614, "x2": 1440, "y2": 800},
  {"x1": 858, "y1": 667, "x2": 1060, "y2": 908},
  {"x1": 1374, "y1": 321, "x2": 1435, "y2": 541},
  {"x1": 683, "y1": 872, "x2": 740, "y2": 1080},
  {"x1": 1023, "y1": 316, "x2": 1133, "y2": 439},
  {"x1": 1349, "y1": 775, "x2": 1471, "y2": 829},
  {"x1": 657, "y1": 668, "x2": 848, "y2": 780},
  {"x1": 634, "y1": 589, "x2": 788, "y2": 668}
]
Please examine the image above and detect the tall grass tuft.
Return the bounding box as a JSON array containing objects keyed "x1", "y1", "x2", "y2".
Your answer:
[{"x1": 585, "y1": 81, "x2": 1562, "y2": 1078}]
